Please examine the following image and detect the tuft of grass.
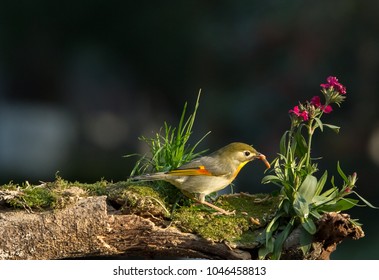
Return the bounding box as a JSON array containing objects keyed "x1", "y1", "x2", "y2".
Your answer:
[{"x1": 128, "y1": 89, "x2": 210, "y2": 176}]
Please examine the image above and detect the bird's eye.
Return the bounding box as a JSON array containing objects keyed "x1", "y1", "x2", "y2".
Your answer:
[{"x1": 244, "y1": 151, "x2": 251, "y2": 157}]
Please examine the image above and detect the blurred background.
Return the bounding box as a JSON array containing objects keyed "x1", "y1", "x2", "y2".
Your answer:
[{"x1": 0, "y1": 0, "x2": 378, "y2": 259}]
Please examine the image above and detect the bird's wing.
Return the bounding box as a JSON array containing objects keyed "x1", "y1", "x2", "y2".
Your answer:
[{"x1": 166, "y1": 156, "x2": 229, "y2": 177}]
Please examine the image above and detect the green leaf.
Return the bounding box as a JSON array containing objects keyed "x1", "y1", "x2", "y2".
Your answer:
[
  {"x1": 337, "y1": 161, "x2": 348, "y2": 183},
  {"x1": 293, "y1": 192, "x2": 309, "y2": 218},
  {"x1": 319, "y1": 198, "x2": 360, "y2": 212},
  {"x1": 301, "y1": 217, "x2": 317, "y2": 235},
  {"x1": 188, "y1": 130, "x2": 211, "y2": 155},
  {"x1": 294, "y1": 129, "x2": 308, "y2": 158},
  {"x1": 298, "y1": 174, "x2": 318, "y2": 202},
  {"x1": 312, "y1": 195, "x2": 331, "y2": 206},
  {"x1": 299, "y1": 227, "x2": 313, "y2": 255},
  {"x1": 351, "y1": 191, "x2": 379, "y2": 209},
  {"x1": 280, "y1": 131, "x2": 289, "y2": 156},
  {"x1": 321, "y1": 187, "x2": 338, "y2": 199},
  {"x1": 280, "y1": 198, "x2": 291, "y2": 214},
  {"x1": 177, "y1": 102, "x2": 188, "y2": 140},
  {"x1": 261, "y1": 175, "x2": 281, "y2": 185},
  {"x1": 265, "y1": 213, "x2": 282, "y2": 247},
  {"x1": 258, "y1": 237, "x2": 274, "y2": 259},
  {"x1": 274, "y1": 157, "x2": 284, "y2": 180},
  {"x1": 315, "y1": 170, "x2": 328, "y2": 196},
  {"x1": 309, "y1": 210, "x2": 322, "y2": 219},
  {"x1": 272, "y1": 218, "x2": 295, "y2": 259},
  {"x1": 314, "y1": 117, "x2": 324, "y2": 132},
  {"x1": 323, "y1": 123, "x2": 340, "y2": 133},
  {"x1": 296, "y1": 155, "x2": 308, "y2": 172}
]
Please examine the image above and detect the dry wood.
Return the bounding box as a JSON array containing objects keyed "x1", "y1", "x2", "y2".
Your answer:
[{"x1": 0, "y1": 192, "x2": 364, "y2": 260}]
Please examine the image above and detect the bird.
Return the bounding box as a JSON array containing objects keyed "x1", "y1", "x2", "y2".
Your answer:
[{"x1": 132, "y1": 142, "x2": 270, "y2": 215}]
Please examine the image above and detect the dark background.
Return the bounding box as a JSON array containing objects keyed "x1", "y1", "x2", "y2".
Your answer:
[{"x1": 1, "y1": 0, "x2": 378, "y2": 259}]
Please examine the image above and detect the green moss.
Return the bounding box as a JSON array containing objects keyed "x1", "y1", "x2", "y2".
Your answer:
[
  {"x1": 173, "y1": 207, "x2": 250, "y2": 241},
  {"x1": 0, "y1": 176, "x2": 104, "y2": 210},
  {"x1": 216, "y1": 193, "x2": 281, "y2": 226},
  {"x1": 107, "y1": 183, "x2": 171, "y2": 218},
  {"x1": 0, "y1": 177, "x2": 281, "y2": 249},
  {"x1": 173, "y1": 193, "x2": 281, "y2": 244},
  {"x1": 6, "y1": 187, "x2": 57, "y2": 210},
  {"x1": 51, "y1": 176, "x2": 109, "y2": 196},
  {"x1": 0, "y1": 176, "x2": 172, "y2": 213},
  {"x1": 78, "y1": 179, "x2": 110, "y2": 196}
]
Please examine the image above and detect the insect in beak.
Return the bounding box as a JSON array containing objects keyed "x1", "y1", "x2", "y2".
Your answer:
[{"x1": 257, "y1": 153, "x2": 270, "y2": 169}]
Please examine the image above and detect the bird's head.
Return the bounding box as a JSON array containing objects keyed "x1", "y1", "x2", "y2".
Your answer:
[{"x1": 218, "y1": 142, "x2": 270, "y2": 169}]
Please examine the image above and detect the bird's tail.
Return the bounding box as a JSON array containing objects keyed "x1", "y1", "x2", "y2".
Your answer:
[{"x1": 130, "y1": 172, "x2": 167, "y2": 182}]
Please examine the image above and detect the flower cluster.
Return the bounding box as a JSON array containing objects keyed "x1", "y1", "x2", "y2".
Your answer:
[
  {"x1": 320, "y1": 76, "x2": 346, "y2": 95},
  {"x1": 310, "y1": 96, "x2": 332, "y2": 114},
  {"x1": 288, "y1": 105, "x2": 309, "y2": 121},
  {"x1": 289, "y1": 76, "x2": 346, "y2": 123}
]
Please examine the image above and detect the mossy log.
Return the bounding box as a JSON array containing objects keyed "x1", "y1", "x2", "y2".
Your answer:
[{"x1": 0, "y1": 179, "x2": 364, "y2": 260}]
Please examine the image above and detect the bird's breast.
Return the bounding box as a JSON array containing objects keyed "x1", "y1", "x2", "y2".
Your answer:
[{"x1": 171, "y1": 175, "x2": 232, "y2": 195}]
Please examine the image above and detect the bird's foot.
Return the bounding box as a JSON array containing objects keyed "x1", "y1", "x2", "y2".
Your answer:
[{"x1": 200, "y1": 200, "x2": 236, "y2": 216}]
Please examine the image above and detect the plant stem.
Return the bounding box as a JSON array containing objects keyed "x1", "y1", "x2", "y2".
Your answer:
[
  {"x1": 286, "y1": 122, "x2": 295, "y2": 159},
  {"x1": 305, "y1": 120, "x2": 314, "y2": 170}
]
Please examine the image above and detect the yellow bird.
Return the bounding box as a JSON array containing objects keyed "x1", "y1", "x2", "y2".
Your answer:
[{"x1": 132, "y1": 142, "x2": 270, "y2": 215}]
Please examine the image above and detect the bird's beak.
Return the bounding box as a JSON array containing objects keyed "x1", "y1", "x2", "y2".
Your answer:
[{"x1": 256, "y1": 153, "x2": 271, "y2": 169}]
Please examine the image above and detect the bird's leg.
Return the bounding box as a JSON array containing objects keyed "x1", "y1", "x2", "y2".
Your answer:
[{"x1": 194, "y1": 193, "x2": 235, "y2": 216}]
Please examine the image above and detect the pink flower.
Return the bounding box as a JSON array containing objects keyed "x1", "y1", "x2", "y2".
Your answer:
[
  {"x1": 310, "y1": 96, "x2": 322, "y2": 107},
  {"x1": 320, "y1": 76, "x2": 346, "y2": 95},
  {"x1": 322, "y1": 105, "x2": 333, "y2": 113},
  {"x1": 310, "y1": 96, "x2": 333, "y2": 114},
  {"x1": 289, "y1": 105, "x2": 309, "y2": 121}
]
